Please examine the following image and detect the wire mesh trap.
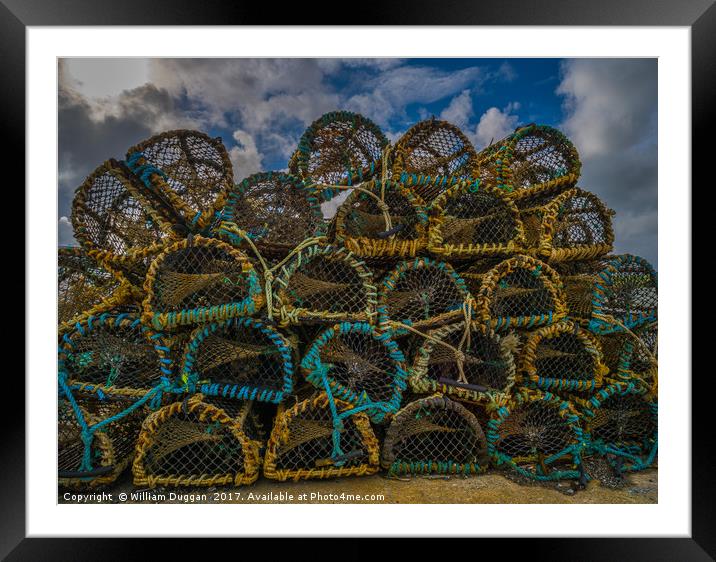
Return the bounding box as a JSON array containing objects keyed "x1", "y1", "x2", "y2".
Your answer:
[
  {"x1": 579, "y1": 382, "x2": 657, "y2": 474},
  {"x1": 519, "y1": 320, "x2": 607, "y2": 393},
  {"x1": 427, "y1": 181, "x2": 526, "y2": 259},
  {"x1": 263, "y1": 393, "x2": 380, "y2": 481},
  {"x1": 59, "y1": 313, "x2": 174, "y2": 400},
  {"x1": 58, "y1": 394, "x2": 147, "y2": 488},
  {"x1": 517, "y1": 187, "x2": 615, "y2": 262},
  {"x1": 560, "y1": 254, "x2": 658, "y2": 335},
  {"x1": 410, "y1": 321, "x2": 518, "y2": 405},
  {"x1": 180, "y1": 317, "x2": 295, "y2": 403},
  {"x1": 381, "y1": 395, "x2": 489, "y2": 476},
  {"x1": 215, "y1": 172, "x2": 326, "y2": 257},
  {"x1": 475, "y1": 255, "x2": 567, "y2": 330},
  {"x1": 301, "y1": 322, "x2": 408, "y2": 423},
  {"x1": 333, "y1": 179, "x2": 429, "y2": 259},
  {"x1": 132, "y1": 394, "x2": 262, "y2": 488},
  {"x1": 378, "y1": 257, "x2": 472, "y2": 336},
  {"x1": 293, "y1": 111, "x2": 389, "y2": 187},
  {"x1": 271, "y1": 243, "x2": 378, "y2": 326},
  {"x1": 474, "y1": 124, "x2": 581, "y2": 195},
  {"x1": 142, "y1": 235, "x2": 263, "y2": 330},
  {"x1": 616, "y1": 322, "x2": 657, "y2": 394},
  {"x1": 391, "y1": 119, "x2": 478, "y2": 202},
  {"x1": 125, "y1": 129, "x2": 235, "y2": 231},
  {"x1": 487, "y1": 390, "x2": 586, "y2": 481}
]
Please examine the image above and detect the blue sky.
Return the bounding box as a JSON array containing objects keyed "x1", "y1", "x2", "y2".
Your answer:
[{"x1": 58, "y1": 57, "x2": 657, "y2": 266}]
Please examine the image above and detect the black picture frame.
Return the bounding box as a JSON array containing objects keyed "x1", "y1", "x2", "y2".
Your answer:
[{"x1": 5, "y1": 1, "x2": 708, "y2": 559}]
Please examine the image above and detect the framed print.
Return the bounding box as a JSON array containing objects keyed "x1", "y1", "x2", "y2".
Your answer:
[{"x1": 6, "y1": 0, "x2": 710, "y2": 558}]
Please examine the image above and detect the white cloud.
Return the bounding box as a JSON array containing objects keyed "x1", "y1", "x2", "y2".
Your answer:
[
  {"x1": 229, "y1": 130, "x2": 264, "y2": 179},
  {"x1": 58, "y1": 216, "x2": 77, "y2": 246},
  {"x1": 472, "y1": 105, "x2": 520, "y2": 150},
  {"x1": 439, "y1": 90, "x2": 474, "y2": 129},
  {"x1": 496, "y1": 61, "x2": 517, "y2": 82}
]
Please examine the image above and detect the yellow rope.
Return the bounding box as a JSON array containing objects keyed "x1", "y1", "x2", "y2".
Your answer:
[
  {"x1": 311, "y1": 178, "x2": 393, "y2": 234},
  {"x1": 594, "y1": 313, "x2": 659, "y2": 368}
]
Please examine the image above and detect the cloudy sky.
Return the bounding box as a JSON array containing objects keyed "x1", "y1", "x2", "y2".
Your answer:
[{"x1": 58, "y1": 57, "x2": 657, "y2": 266}]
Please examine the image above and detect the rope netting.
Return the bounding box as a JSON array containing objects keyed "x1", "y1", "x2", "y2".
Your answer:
[
  {"x1": 180, "y1": 317, "x2": 295, "y2": 403},
  {"x1": 381, "y1": 395, "x2": 489, "y2": 475},
  {"x1": 428, "y1": 180, "x2": 525, "y2": 259},
  {"x1": 333, "y1": 179, "x2": 429, "y2": 258},
  {"x1": 58, "y1": 395, "x2": 146, "y2": 488},
  {"x1": 142, "y1": 235, "x2": 263, "y2": 330},
  {"x1": 132, "y1": 394, "x2": 262, "y2": 487},
  {"x1": 476, "y1": 255, "x2": 567, "y2": 330},
  {"x1": 263, "y1": 393, "x2": 380, "y2": 481},
  {"x1": 392, "y1": 119, "x2": 478, "y2": 201},
  {"x1": 59, "y1": 313, "x2": 175, "y2": 400},
  {"x1": 293, "y1": 111, "x2": 388, "y2": 187},
  {"x1": 487, "y1": 390, "x2": 585, "y2": 481},
  {"x1": 474, "y1": 124, "x2": 581, "y2": 195},
  {"x1": 215, "y1": 172, "x2": 326, "y2": 257},
  {"x1": 126, "y1": 129, "x2": 235, "y2": 231},
  {"x1": 410, "y1": 321, "x2": 518, "y2": 405},
  {"x1": 271, "y1": 243, "x2": 378, "y2": 326}
]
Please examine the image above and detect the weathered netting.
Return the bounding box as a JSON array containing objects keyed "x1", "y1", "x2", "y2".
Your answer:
[
  {"x1": 214, "y1": 172, "x2": 325, "y2": 257},
  {"x1": 560, "y1": 254, "x2": 658, "y2": 334},
  {"x1": 517, "y1": 187, "x2": 615, "y2": 262},
  {"x1": 294, "y1": 111, "x2": 388, "y2": 187},
  {"x1": 476, "y1": 255, "x2": 567, "y2": 330},
  {"x1": 271, "y1": 243, "x2": 378, "y2": 326},
  {"x1": 125, "y1": 129, "x2": 235, "y2": 231},
  {"x1": 392, "y1": 119, "x2": 478, "y2": 201},
  {"x1": 263, "y1": 393, "x2": 380, "y2": 481},
  {"x1": 378, "y1": 257, "x2": 471, "y2": 335},
  {"x1": 381, "y1": 395, "x2": 489, "y2": 475},
  {"x1": 474, "y1": 124, "x2": 581, "y2": 195},
  {"x1": 142, "y1": 235, "x2": 263, "y2": 330},
  {"x1": 58, "y1": 395, "x2": 146, "y2": 488},
  {"x1": 520, "y1": 321, "x2": 607, "y2": 393},
  {"x1": 301, "y1": 322, "x2": 408, "y2": 423},
  {"x1": 410, "y1": 321, "x2": 518, "y2": 404},
  {"x1": 617, "y1": 322, "x2": 657, "y2": 394},
  {"x1": 579, "y1": 382, "x2": 657, "y2": 473},
  {"x1": 428, "y1": 181, "x2": 525, "y2": 259},
  {"x1": 71, "y1": 160, "x2": 177, "y2": 283},
  {"x1": 487, "y1": 390, "x2": 585, "y2": 481},
  {"x1": 333, "y1": 179, "x2": 429, "y2": 258},
  {"x1": 180, "y1": 317, "x2": 295, "y2": 403},
  {"x1": 59, "y1": 313, "x2": 174, "y2": 400},
  {"x1": 133, "y1": 394, "x2": 262, "y2": 487},
  {"x1": 58, "y1": 247, "x2": 136, "y2": 334}
]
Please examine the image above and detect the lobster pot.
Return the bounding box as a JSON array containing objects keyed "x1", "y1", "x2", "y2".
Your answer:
[
  {"x1": 391, "y1": 119, "x2": 478, "y2": 201},
  {"x1": 58, "y1": 247, "x2": 136, "y2": 334},
  {"x1": 520, "y1": 321, "x2": 607, "y2": 393},
  {"x1": 271, "y1": 244, "x2": 378, "y2": 326},
  {"x1": 581, "y1": 382, "x2": 657, "y2": 472},
  {"x1": 474, "y1": 124, "x2": 580, "y2": 195},
  {"x1": 133, "y1": 395, "x2": 262, "y2": 488},
  {"x1": 476, "y1": 255, "x2": 567, "y2": 330},
  {"x1": 381, "y1": 395, "x2": 489, "y2": 476},
  {"x1": 427, "y1": 181, "x2": 526, "y2": 259},
  {"x1": 517, "y1": 187, "x2": 614, "y2": 262},
  {"x1": 293, "y1": 111, "x2": 388, "y2": 188},
  {"x1": 263, "y1": 393, "x2": 380, "y2": 481},
  {"x1": 410, "y1": 321, "x2": 518, "y2": 405},
  {"x1": 59, "y1": 395, "x2": 145, "y2": 488},
  {"x1": 59, "y1": 313, "x2": 174, "y2": 399},
  {"x1": 487, "y1": 390, "x2": 585, "y2": 481},
  {"x1": 618, "y1": 323, "x2": 657, "y2": 393},
  {"x1": 125, "y1": 129, "x2": 235, "y2": 230},
  {"x1": 71, "y1": 160, "x2": 176, "y2": 283},
  {"x1": 378, "y1": 257, "x2": 472, "y2": 335},
  {"x1": 142, "y1": 235, "x2": 263, "y2": 331},
  {"x1": 560, "y1": 254, "x2": 658, "y2": 334},
  {"x1": 334, "y1": 179, "x2": 429, "y2": 259},
  {"x1": 215, "y1": 172, "x2": 326, "y2": 258},
  {"x1": 301, "y1": 322, "x2": 408, "y2": 423},
  {"x1": 181, "y1": 317, "x2": 295, "y2": 403}
]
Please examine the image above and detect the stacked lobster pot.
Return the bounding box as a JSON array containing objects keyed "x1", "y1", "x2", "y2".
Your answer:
[{"x1": 58, "y1": 110, "x2": 657, "y2": 492}]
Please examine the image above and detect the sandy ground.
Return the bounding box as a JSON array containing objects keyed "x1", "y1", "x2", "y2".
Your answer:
[{"x1": 59, "y1": 467, "x2": 657, "y2": 504}]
